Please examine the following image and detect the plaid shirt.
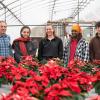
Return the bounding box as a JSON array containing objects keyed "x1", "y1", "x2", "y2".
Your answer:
[
  {"x1": 0, "y1": 34, "x2": 12, "y2": 57},
  {"x1": 63, "y1": 38, "x2": 89, "y2": 66}
]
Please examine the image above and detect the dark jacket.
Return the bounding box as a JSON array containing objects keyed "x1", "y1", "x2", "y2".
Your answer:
[
  {"x1": 38, "y1": 37, "x2": 63, "y2": 61},
  {"x1": 12, "y1": 39, "x2": 37, "y2": 63},
  {"x1": 89, "y1": 33, "x2": 100, "y2": 61}
]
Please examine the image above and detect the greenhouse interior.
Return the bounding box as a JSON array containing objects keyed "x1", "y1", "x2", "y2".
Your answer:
[{"x1": 0, "y1": 0, "x2": 100, "y2": 100}]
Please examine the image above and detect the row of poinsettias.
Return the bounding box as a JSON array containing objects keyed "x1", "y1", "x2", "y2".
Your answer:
[{"x1": 0, "y1": 56, "x2": 100, "y2": 100}]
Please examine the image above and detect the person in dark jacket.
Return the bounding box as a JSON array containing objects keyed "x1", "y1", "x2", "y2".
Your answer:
[
  {"x1": 89, "y1": 21, "x2": 100, "y2": 62},
  {"x1": 12, "y1": 26, "x2": 37, "y2": 63},
  {"x1": 38, "y1": 24, "x2": 63, "y2": 62}
]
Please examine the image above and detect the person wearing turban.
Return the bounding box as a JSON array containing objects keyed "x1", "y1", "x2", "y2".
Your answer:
[{"x1": 63, "y1": 23, "x2": 89, "y2": 66}]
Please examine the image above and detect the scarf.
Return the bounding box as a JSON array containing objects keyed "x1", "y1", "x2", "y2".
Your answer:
[{"x1": 13, "y1": 37, "x2": 31, "y2": 56}]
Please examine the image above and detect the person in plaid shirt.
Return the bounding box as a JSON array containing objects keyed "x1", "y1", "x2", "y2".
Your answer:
[
  {"x1": 0, "y1": 20, "x2": 13, "y2": 57},
  {"x1": 63, "y1": 23, "x2": 89, "y2": 66}
]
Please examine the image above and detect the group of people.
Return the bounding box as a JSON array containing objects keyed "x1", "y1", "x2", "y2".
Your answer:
[{"x1": 0, "y1": 20, "x2": 100, "y2": 66}]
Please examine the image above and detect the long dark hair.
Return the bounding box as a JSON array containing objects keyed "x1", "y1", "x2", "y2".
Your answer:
[{"x1": 20, "y1": 26, "x2": 31, "y2": 37}]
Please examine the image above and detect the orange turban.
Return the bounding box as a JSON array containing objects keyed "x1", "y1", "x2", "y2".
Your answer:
[{"x1": 71, "y1": 24, "x2": 82, "y2": 33}]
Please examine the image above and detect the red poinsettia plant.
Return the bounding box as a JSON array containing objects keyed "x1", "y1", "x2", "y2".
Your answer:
[
  {"x1": 0, "y1": 56, "x2": 100, "y2": 100},
  {"x1": 0, "y1": 56, "x2": 16, "y2": 86}
]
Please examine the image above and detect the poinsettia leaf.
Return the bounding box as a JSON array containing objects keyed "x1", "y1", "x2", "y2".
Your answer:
[{"x1": 59, "y1": 90, "x2": 72, "y2": 97}]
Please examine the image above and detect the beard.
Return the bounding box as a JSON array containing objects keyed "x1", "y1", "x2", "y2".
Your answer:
[
  {"x1": 71, "y1": 33, "x2": 78, "y2": 39},
  {"x1": 71, "y1": 33, "x2": 82, "y2": 41}
]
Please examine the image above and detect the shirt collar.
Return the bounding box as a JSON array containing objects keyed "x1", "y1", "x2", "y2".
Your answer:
[
  {"x1": 46, "y1": 36, "x2": 57, "y2": 41},
  {"x1": 0, "y1": 34, "x2": 7, "y2": 37}
]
